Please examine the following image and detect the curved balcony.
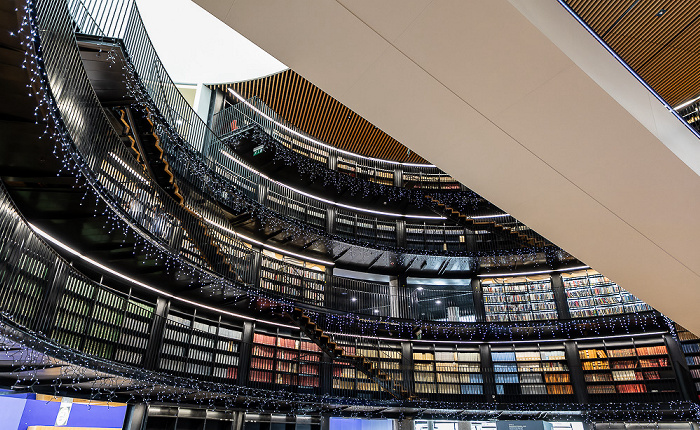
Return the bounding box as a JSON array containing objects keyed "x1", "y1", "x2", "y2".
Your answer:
[
  {"x1": 60, "y1": 0, "x2": 556, "y2": 259},
  {"x1": 0, "y1": 178, "x2": 694, "y2": 415},
  {"x1": 1, "y1": 0, "x2": 648, "y2": 328},
  {"x1": 212, "y1": 95, "x2": 459, "y2": 190},
  {"x1": 4, "y1": 0, "x2": 700, "y2": 419}
]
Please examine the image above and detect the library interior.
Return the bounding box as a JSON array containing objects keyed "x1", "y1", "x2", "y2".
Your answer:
[{"x1": 2, "y1": 1, "x2": 700, "y2": 430}]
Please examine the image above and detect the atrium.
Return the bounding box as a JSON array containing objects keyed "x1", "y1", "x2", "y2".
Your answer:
[{"x1": 0, "y1": 1, "x2": 700, "y2": 430}]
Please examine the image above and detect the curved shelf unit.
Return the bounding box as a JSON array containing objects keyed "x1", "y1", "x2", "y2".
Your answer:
[
  {"x1": 0, "y1": 178, "x2": 694, "y2": 414},
  {"x1": 10, "y1": 0, "x2": 650, "y2": 325}
]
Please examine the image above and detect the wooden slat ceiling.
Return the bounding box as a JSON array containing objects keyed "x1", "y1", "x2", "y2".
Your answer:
[
  {"x1": 565, "y1": 0, "x2": 700, "y2": 107},
  {"x1": 211, "y1": 70, "x2": 429, "y2": 164}
]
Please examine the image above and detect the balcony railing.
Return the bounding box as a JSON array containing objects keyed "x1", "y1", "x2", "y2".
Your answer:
[{"x1": 212, "y1": 96, "x2": 462, "y2": 191}]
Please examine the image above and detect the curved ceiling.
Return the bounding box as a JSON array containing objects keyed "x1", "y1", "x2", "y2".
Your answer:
[
  {"x1": 194, "y1": 0, "x2": 700, "y2": 335},
  {"x1": 211, "y1": 70, "x2": 428, "y2": 163}
]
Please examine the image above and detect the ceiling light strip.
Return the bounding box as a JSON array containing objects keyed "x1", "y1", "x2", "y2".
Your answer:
[
  {"x1": 221, "y1": 151, "x2": 445, "y2": 220},
  {"x1": 29, "y1": 223, "x2": 298, "y2": 329},
  {"x1": 477, "y1": 265, "x2": 591, "y2": 278}
]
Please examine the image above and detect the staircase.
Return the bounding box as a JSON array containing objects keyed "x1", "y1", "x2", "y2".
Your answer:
[
  {"x1": 114, "y1": 106, "x2": 239, "y2": 279},
  {"x1": 425, "y1": 195, "x2": 547, "y2": 248},
  {"x1": 119, "y1": 106, "x2": 184, "y2": 205},
  {"x1": 288, "y1": 308, "x2": 412, "y2": 400}
]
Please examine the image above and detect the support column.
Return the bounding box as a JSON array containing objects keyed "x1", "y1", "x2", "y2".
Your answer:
[
  {"x1": 320, "y1": 351, "x2": 333, "y2": 396},
  {"x1": 233, "y1": 411, "x2": 245, "y2": 430},
  {"x1": 396, "y1": 219, "x2": 406, "y2": 248},
  {"x1": 402, "y1": 342, "x2": 414, "y2": 395},
  {"x1": 326, "y1": 207, "x2": 336, "y2": 235},
  {"x1": 551, "y1": 273, "x2": 571, "y2": 320},
  {"x1": 320, "y1": 414, "x2": 332, "y2": 430},
  {"x1": 564, "y1": 340, "x2": 588, "y2": 404},
  {"x1": 393, "y1": 169, "x2": 403, "y2": 188},
  {"x1": 389, "y1": 276, "x2": 400, "y2": 318},
  {"x1": 238, "y1": 321, "x2": 255, "y2": 386},
  {"x1": 327, "y1": 154, "x2": 338, "y2": 171},
  {"x1": 34, "y1": 256, "x2": 68, "y2": 334},
  {"x1": 664, "y1": 333, "x2": 695, "y2": 401},
  {"x1": 252, "y1": 246, "x2": 263, "y2": 291},
  {"x1": 257, "y1": 183, "x2": 268, "y2": 206},
  {"x1": 142, "y1": 297, "x2": 170, "y2": 370},
  {"x1": 471, "y1": 279, "x2": 486, "y2": 323},
  {"x1": 395, "y1": 418, "x2": 414, "y2": 430},
  {"x1": 480, "y1": 344, "x2": 495, "y2": 401},
  {"x1": 123, "y1": 403, "x2": 148, "y2": 430}
]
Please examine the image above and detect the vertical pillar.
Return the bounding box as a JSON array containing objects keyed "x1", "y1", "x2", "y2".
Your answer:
[
  {"x1": 320, "y1": 351, "x2": 333, "y2": 396},
  {"x1": 402, "y1": 342, "x2": 414, "y2": 395},
  {"x1": 393, "y1": 169, "x2": 403, "y2": 188},
  {"x1": 233, "y1": 411, "x2": 245, "y2": 430},
  {"x1": 123, "y1": 403, "x2": 148, "y2": 430},
  {"x1": 480, "y1": 344, "x2": 495, "y2": 401},
  {"x1": 564, "y1": 340, "x2": 588, "y2": 404},
  {"x1": 327, "y1": 154, "x2": 338, "y2": 171},
  {"x1": 389, "y1": 276, "x2": 401, "y2": 318},
  {"x1": 34, "y1": 256, "x2": 67, "y2": 334},
  {"x1": 257, "y1": 183, "x2": 268, "y2": 206},
  {"x1": 395, "y1": 418, "x2": 414, "y2": 430},
  {"x1": 326, "y1": 207, "x2": 336, "y2": 235},
  {"x1": 238, "y1": 321, "x2": 255, "y2": 386},
  {"x1": 320, "y1": 414, "x2": 332, "y2": 430},
  {"x1": 550, "y1": 273, "x2": 571, "y2": 320},
  {"x1": 664, "y1": 333, "x2": 695, "y2": 401},
  {"x1": 252, "y1": 246, "x2": 263, "y2": 291},
  {"x1": 471, "y1": 279, "x2": 486, "y2": 323},
  {"x1": 396, "y1": 219, "x2": 406, "y2": 248},
  {"x1": 142, "y1": 297, "x2": 170, "y2": 370}
]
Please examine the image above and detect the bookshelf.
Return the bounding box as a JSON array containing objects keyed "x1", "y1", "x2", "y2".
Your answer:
[
  {"x1": 4, "y1": 251, "x2": 51, "y2": 326},
  {"x1": 248, "y1": 329, "x2": 322, "y2": 392},
  {"x1": 481, "y1": 277, "x2": 557, "y2": 322},
  {"x1": 331, "y1": 336, "x2": 401, "y2": 399},
  {"x1": 675, "y1": 324, "x2": 700, "y2": 399},
  {"x1": 51, "y1": 275, "x2": 155, "y2": 366},
  {"x1": 577, "y1": 337, "x2": 678, "y2": 400},
  {"x1": 491, "y1": 345, "x2": 573, "y2": 399},
  {"x1": 562, "y1": 270, "x2": 652, "y2": 318},
  {"x1": 160, "y1": 311, "x2": 242, "y2": 381},
  {"x1": 413, "y1": 344, "x2": 482, "y2": 400},
  {"x1": 260, "y1": 251, "x2": 325, "y2": 306}
]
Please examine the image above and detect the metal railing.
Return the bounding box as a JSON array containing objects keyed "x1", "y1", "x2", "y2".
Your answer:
[
  {"x1": 30, "y1": 0, "x2": 655, "y2": 323},
  {"x1": 212, "y1": 96, "x2": 461, "y2": 188}
]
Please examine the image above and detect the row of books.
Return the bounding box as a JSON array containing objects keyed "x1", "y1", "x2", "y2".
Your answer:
[
  {"x1": 435, "y1": 373, "x2": 484, "y2": 384},
  {"x1": 433, "y1": 351, "x2": 480, "y2": 362},
  {"x1": 517, "y1": 363, "x2": 568, "y2": 372},
  {"x1": 686, "y1": 356, "x2": 700, "y2": 366},
  {"x1": 587, "y1": 383, "x2": 650, "y2": 394},
  {"x1": 579, "y1": 346, "x2": 667, "y2": 359},
  {"x1": 682, "y1": 343, "x2": 700, "y2": 354},
  {"x1": 565, "y1": 286, "x2": 619, "y2": 298},
  {"x1": 435, "y1": 363, "x2": 480, "y2": 373},
  {"x1": 485, "y1": 312, "x2": 557, "y2": 322},
  {"x1": 563, "y1": 276, "x2": 612, "y2": 288}
]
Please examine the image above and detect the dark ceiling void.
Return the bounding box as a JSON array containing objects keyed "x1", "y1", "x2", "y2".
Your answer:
[
  {"x1": 210, "y1": 70, "x2": 429, "y2": 164},
  {"x1": 566, "y1": 0, "x2": 700, "y2": 107}
]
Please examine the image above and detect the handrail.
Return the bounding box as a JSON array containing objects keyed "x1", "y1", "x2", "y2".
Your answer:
[
  {"x1": 5, "y1": 0, "x2": 697, "y2": 414},
  {"x1": 26, "y1": 0, "x2": 647, "y2": 324},
  {"x1": 218, "y1": 92, "x2": 438, "y2": 169},
  {"x1": 0, "y1": 177, "x2": 678, "y2": 409},
  {"x1": 64, "y1": 0, "x2": 557, "y2": 259}
]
